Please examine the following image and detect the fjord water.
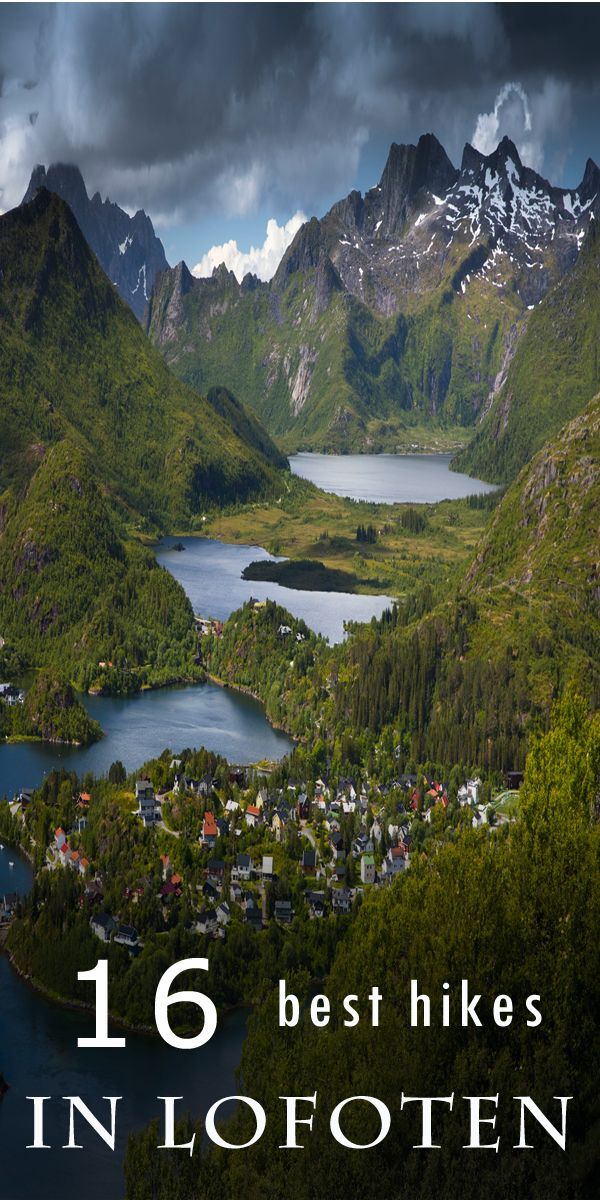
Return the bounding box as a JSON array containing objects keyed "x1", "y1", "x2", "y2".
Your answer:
[
  {"x1": 0, "y1": 846, "x2": 246, "y2": 1200},
  {"x1": 156, "y1": 536, "x2": 395, "y2": 640},
  {"x1": 289, "y1": 451, "x2": 497, "y2": 504}
]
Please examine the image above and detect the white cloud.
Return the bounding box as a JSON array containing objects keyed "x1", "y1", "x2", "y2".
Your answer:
[
  {"x1": 192, "y1": 211, "x2": 307, "y2": 283},
  {"x1": 472, "y1": 82, "x2": 532, "y2": 156},
  {"x1": 471, "y1": 79, "x2": 572, "y2": 174}
]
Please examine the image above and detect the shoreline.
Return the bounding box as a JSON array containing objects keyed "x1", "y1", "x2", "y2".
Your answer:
[
  {"x1": 2, "y1": 940, "x2": 250, "y2": 1041},
  {"x1": 206, "y1": 672, "x2": 297, "y2": 742}
]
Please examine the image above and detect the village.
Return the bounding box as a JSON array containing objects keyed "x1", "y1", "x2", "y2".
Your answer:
[{"x1": 2, "y1": 754, "x2": 519, "y2": 954}]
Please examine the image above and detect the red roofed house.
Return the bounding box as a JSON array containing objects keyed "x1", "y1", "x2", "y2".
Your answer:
[
  {"x1": 245, "y1": 805, "x2": 262, "y2": 829},
  {"x1": 202, "y1": 811, "x2": 218, "y2": 848}
]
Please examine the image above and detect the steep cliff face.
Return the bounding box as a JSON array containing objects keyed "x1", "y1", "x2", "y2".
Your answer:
[{"x1": 22, "y1": 163, "x2": 168, "y2": 320}]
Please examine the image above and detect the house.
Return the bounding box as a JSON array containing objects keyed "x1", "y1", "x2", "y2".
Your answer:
[
  {"x1": 245, "y1": 804, "x2": 262, "y2": 829},
  {"x1": 331, "y1": 862, "x2": 346, "y2": 884},
  {"x1": 330, "y1": 831, "x2": 345, "y2": 860},
  {"x1": 360, "y1": 854, "x2": 376, "y2": 885},
  {"x1": 206, "y1": 859, "x2": 225, "y2": 883},
  {"x1": 203, "y1": 880, "x2": 220, "y2": 903},
  {"x1": 216, "y1": 901, "x2": 231, "y2": 927},
  {"x1": 274, "y1": 900, "x2": 294, "y2": 924},
  {"x1": 370, "y1": 818, "x2": 383, "y2": 844},
  {"x1": 78, "y1": 856, "x2": 90, "y2": 875},
  {"x1": 245, "y1": 906, "x2": 263, "y2": 931},
  {"x1": 136, "y1": 779, "x2": 160, "y2": 827},
  {"x1": 331, "y1": 888, "x2": 353, "y2": 915},
  {"x1": 472, "y1": 806, "x2": 489, "y2": 829},
  {"x1": 54, "y1": 827, "x2": 66, "y2": 850},
  {"x1": 381, "y1": 847, "x2": 407, "y2": 879},
  {"x1": 301, "y1": 848, "x2": 317, "y2": 875},
  {"x1": 261, "y1": 855, "x2": 274, "y2": 880},
  {"x1": 230, "y1": 880, "x2": 243, "y2": 904},
  {"x1": 201, "y1": 811, "x2": 218, "y2": 848},
  {"x1": 271, "y1": 809, "x2": 289, "y2": 842},
  {"x1": 196, "y1": 909, "x2": 218, "y2": 936},
  {"x1": 90, "y1": 912, "x2": 116, "y2": 942},
  {"x1": 352, "y1": 833, "x2": 373, "y2": 859},
  {"x1": 84, "y1": 880, "x2": 104, "y2": 904},
  {"x1": 160, "y1": 881, "x2": 180, "y2": 901},
  {"x1": 113, "y1": 923, "x2": 139, "y2": 948},
  {"x1": 233, "y1": 853, "x2": 252, "y2": 882},
  {"x1": 306, "y1": 890, "x2": 326, "y2": 918},
  {"x1": 398, "y1": 831, "x2": 412, "y2": 857},
  {"x1": 296, "y1": 792, "x2": 310, "y2": 821},
  {"x1": 225, "y1": 799, "x2": 240, "y2": 814}
]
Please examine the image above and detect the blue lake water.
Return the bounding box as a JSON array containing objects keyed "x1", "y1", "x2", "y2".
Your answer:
[
  {"x1": 156, "y1": 536, "x2": 395, "y2": 641},
  {"x1": 289, "y1": 451, "x2": 497, "y2": 504},
  {"x1": 0, "y1": 683, "x2": 292, "y2": 803}
]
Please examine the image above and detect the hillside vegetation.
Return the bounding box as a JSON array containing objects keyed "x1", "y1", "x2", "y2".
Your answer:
[
  {"x1": 455, "y1": 219, "x2": 600, "y2": 482},
  {"x1": 0, "y1": 441, "x2": 202, "y2": 692},
  {"x1": 0, "y1": 189, "x2": 286, "y2": 529},
  {"x1": 208, "y1": 396, "x2": 600, "y2": 769}
]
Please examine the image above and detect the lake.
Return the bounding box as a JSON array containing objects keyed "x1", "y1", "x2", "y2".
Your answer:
[
  {"x1": 156, "y1": 536, "x2": 395, "y2": 642},
  {"x1": 289, "y1": 451, "x2": 497, "y2": 504},
  {"x1": 0, "y1": 682, "x2": 292, "y2": 803},
  {"x1": 0, "y1": 846, "x2": 246, "y2": 1200}
]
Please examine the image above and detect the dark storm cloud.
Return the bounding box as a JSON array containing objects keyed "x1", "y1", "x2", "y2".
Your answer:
[{"x1": 0, "y1": 3, "x2": 598, "y2": 222}]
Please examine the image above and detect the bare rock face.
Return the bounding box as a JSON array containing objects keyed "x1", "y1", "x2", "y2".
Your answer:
[{"x1": 22, "y1": 163, "x2": 168, "y2": 320}]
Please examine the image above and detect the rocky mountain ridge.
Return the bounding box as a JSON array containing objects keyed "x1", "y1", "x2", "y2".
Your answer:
[
  {"x1": 147, "y1": 133, "x2": 599, "y2": 452},
  {"x1": 22, "y1": 163, "x2": 168, "y2": 320}
]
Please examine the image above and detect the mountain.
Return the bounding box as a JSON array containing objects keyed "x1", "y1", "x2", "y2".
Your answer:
[
  {"x1": 22, "y1": 163, "x2": 168, "y2": 320},
  {"x1": 453, "y1": 214, "x2": 600, "y2": 482},
  {"x1": 0, "y1": 188, "x2": 286, "y2": 529},
  {"x1": 147, "y1": 134, "x2": 599, "y2": 452}
]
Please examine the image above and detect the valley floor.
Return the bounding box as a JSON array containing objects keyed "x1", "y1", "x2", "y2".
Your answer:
[{"x1": 197, "y1": 475, "x2": 496, "y2": 598}]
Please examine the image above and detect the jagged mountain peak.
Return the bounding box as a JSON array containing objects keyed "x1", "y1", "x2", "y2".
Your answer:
[
  {"x1": 21, "y1": 161, "x2": 168, "y2": 321},
  {"x1": 146, "y1": 130, "x2": 600, "y2": 456}
]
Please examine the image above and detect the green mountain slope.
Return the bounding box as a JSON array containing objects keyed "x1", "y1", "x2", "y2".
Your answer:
[
  {"x1": 147, "y1": 136, "x2": 597, "y2": 453},
  {"x1": 454, "y1": 219, "x2": 600, "y2": 482},
  {"x1": 147, "y1": 225, "x2": 518, "y2": 453},
  {"x1": 0, "y1": 190, "x2": 286, "y2": 527},
  {"x1": 0, "y1": 441, "x2": 202, "y2": 690}
]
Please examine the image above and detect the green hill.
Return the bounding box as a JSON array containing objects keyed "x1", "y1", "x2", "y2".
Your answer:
[
  {"x1": 0, "y1": 189, "x2": 286, "y2": 528},
  {"x1": 0, "y1": 441, "x2": 201, "y2": 691},
  {"x1": 454, "y1": 219, "x2": 600, "y2": 483}
]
